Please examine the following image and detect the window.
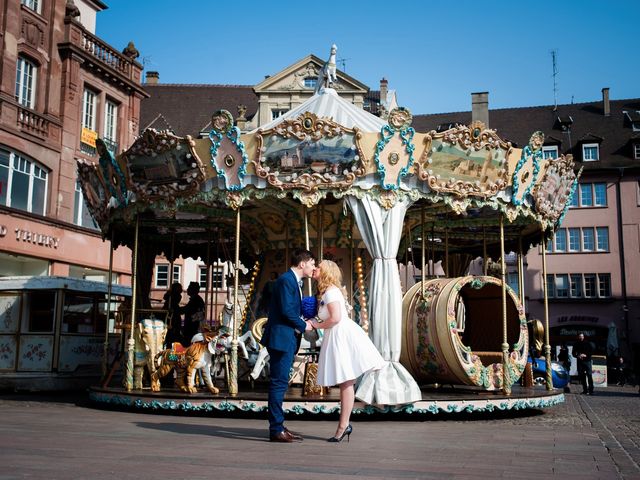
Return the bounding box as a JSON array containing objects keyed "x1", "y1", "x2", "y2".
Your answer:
[
  {"x1": 82, "y1": 88, "x2": 98, "y2": 130},
  {"x1": 26, "y1": 291, "x2": 56, "y2": 332},
  {"x1": 570, "y1": 274, "x2": 583, "y2": 298},
  {"x1": 598, "y1": 274, "x2": 611, "y2": 298},
  {"x1": 582, "y1": 143, "x2": 599, "y2": 162},
  {"x1": 580, "y1": 183, "x2": 593, "y2": 206},
  {"x1": 73, "y1": 180, "x2": 97, "y2": 229},
  {"x1": 583, "y1": 274, "x2": 597, "y2": 298},
  {"x1": 555, "y1": 274, "x2": 569, "y2": 298},
  {"x1": 199, "y1": 267, "x2": 208, "y2": 289},
  {"x1": 212, "y1": 266, "x2": 225, "y2": 290},
  {"x1": 634, "y1": 144, "x2": 640, "y2": 160},
  {"x1": 21, "y1": 0, "x2": 41, "y2": 13},
  {"x1": 545, "y1": 274, "x2": 555, "y2": 298},
  {"x1": 104, "y1": 100, "x2": 118, "y2": 150},
  {"x1": 593, "y1": 183, "x2": 607, "y2": 206},
  {"x1": 568, "y1": 228, "x2": 580, "y2": 252},
  {"x1": 507, "y1": 272, "x2": 519, "y2": 296},
  {"x1": 304, "y1": 77, "x2": 317, "y2": 89},
  {"x1": 596, "y1": 227, "x2": 609, "y2": 251},
  {"x1": 542, "y1": 146, "x2": 559, "y2": 160},
  {"x1": 155, "y1": 264, "x2": 181, "y2": 288},
  {"x1": 582, "y1": 228, "x2": 595, "y2": 252},
  {"x1": 548, "y1": 273, "x2": 610, "y2": 299},
  {"x1": 569, "y1": 189, "x2": 579, "y2": 207},
  {"x1": 554, "y1": 229, "x2": 567, "y2": 252},
  {"x1": 15, "y1": 56, "x2": 37, "y2": 109},
  {"x1": 0, "y1": 148, "x2": 47, "y2": 215},
  {"x1": 271, "y1": 109, "x2": 288, "y2": 120}
]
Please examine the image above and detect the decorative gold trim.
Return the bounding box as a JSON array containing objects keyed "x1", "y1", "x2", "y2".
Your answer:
[{"x1": 532, "y1": 154, "x2": 577, "y2": 222}]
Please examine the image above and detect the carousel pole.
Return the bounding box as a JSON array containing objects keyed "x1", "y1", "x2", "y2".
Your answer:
[
  {"x1": 445, "y1": 227, "x2": 449, "y2": 278},
  {"x1": 285, "y1": 214, "x2": 290, "y2": 271},
  {"x1": 421, "y1": 205, "x2": 426, "y2": 298},
  {"x1": 483, "y1": 227, "x2": 488, "y2": 275},
  {"x1": 500, "y1": 216, "x2": 511, "y2": 395},
  {"x1": 125, "y1": 216, "x2": 140, "y2": 392},
  {"x1": 349, "y1": 211, "x2": 354, "y2": 301},
  {"x1": 430, "y1": 224, "x2": 435, "y2": 277},
  {"x1": 169, "y1": 231, "x2": 175, "y2": 289},
  {"x1": 541, "y1": 229, "x2": 553, "y2": 390},
  {"x1": 229, "y1": 207, "x2": 241, "y2": 396},
  {"x1": 101, "y1": 231, "x2": 115, "y2": 378},
  {"x1": 204, "y1": 232, "x2": 211, "y2": 327},
  {"x1": 518, "y1": 235, "x2": 526, "y2": 314},
  {"x1": 303, "y1": 206, "x2": 311, "y2": 296},
  {"x1": 318, "y1": 203, "x2": 324, "y2": 262}
]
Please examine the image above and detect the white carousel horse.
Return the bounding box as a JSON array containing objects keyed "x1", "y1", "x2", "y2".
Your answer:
[{"x1": 315, "y1": 44, "x2": 338, "y2": 93}]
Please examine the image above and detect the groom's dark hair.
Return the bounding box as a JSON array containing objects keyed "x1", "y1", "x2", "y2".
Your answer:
[{"x1": 290, "y1": 248, "x2": 314, "y2": 267}]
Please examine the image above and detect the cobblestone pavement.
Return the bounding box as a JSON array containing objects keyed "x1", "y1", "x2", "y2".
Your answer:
[{"x1": 0, "y1": 384, "x2": 638, "y2": 479}]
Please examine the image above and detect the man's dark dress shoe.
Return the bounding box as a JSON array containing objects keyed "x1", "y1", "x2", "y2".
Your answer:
[
  {"x1": 269, "y1": 431, "x2": 294, "y2": 443},
  {"x1": 284, "y1": 428, "x2": 303, "y2": 440}
]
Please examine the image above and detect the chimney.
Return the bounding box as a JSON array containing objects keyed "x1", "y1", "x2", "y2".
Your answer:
[
  {"x1": 471, "y1": 92, "x2": 489, "y2": 127},
  {"x1": 602, "y1": 87, "x2": 610, "y2": 116},
  {"x1": 145, "y1": 71, "x2": 159, "y2": 85},
  {"x1": 380, "y1": 78, "x2": 388, "y2": 104}
]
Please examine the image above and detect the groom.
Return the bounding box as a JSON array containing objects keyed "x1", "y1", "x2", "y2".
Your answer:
[{"x1": 261, "y1": 248, "x2": 315, "y2": 442}]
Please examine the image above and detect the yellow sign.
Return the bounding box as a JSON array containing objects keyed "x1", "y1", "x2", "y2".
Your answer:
[{"x1": 81, "y1": 128, "x2": 97, "y2": 147}]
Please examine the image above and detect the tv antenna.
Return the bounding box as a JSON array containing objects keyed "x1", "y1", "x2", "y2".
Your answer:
[
  {"x1": 337, "y1": 57, "x2": 350, "y2": 72},
  {"x1": 551, "y1": 49, "x2": 558, "y2": 111}
]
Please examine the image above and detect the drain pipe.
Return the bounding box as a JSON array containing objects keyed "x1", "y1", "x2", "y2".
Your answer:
[{"x1": 616, "y1": 168, "x2": 629, "y2": 353}]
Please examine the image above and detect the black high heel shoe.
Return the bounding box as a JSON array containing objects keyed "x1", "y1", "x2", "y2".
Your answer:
[{"x1": 327, "y1": 424, "x2": 353, "y2": 443}]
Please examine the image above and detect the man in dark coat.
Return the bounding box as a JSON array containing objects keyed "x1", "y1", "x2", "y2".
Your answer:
[{"x1": 573, "y1": 332, "x2": 594, "y2": 395}]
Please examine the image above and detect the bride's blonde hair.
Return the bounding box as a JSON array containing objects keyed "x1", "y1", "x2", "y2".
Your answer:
[{"x1": 317, "y1": 260, "x2": 351, "y2": 309}]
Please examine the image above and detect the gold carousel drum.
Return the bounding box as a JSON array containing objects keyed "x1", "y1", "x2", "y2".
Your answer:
[{"x1": 400, "y1": 276, "x2": 528, "y2": 390}]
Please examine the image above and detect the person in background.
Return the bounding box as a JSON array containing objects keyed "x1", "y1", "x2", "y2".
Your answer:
[
  {"x1": 180, "y1": 282, "x2": 205, "y2": 343},
  {"x1": 573, "y1": 332, "x2": 594, "y2": 395},
  {"x1": 163, "y1": 282, "x2": 183, "y2": 346},
  {"x1": 614, "y1": 356, "x2": 627, "y2": 386}
]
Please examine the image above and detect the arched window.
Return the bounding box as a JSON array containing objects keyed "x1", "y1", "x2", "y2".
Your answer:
[{"x1": 0, "y1": 148, "x2": 48, "y2": 215}]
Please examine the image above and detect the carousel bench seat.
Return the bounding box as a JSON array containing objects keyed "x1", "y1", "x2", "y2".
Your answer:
[{"x1": 473, "y1": 351, "x2": 503, "y2": 365}]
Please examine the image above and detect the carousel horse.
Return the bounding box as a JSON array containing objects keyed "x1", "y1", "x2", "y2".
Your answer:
[
  {"x1": 151, "y1": 331, "x2": 220, "y2": 394},
  {"x1": 131, "y1": 318, "x2": 167, "y2": 390},
  {"x1": 314, "y1": 44, "x2": 338, "y2": 93}
]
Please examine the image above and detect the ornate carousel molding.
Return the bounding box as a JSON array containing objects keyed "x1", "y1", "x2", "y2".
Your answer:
[
  {"x1": 533, "y1": 154, "x2": 579, "y2": 226},
  {"x1": 511, "y1": 131, "x2": 544, "y2": 206},
  {"x1": 209, "y1": 110, "x2": 249, "y2": 191}
]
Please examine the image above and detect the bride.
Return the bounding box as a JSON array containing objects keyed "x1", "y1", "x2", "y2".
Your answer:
[{"x1": 310, "y1": 260, "x2": 385, "y2": 443}]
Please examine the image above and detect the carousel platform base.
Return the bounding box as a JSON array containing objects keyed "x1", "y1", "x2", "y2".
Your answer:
[{"x1": 88, "y1": 383, "x2": 564, "y2": 418}]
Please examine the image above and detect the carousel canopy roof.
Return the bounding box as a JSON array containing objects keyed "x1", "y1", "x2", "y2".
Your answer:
[{"x1": 254, "y1": 87, "x2": 387, "y2": 133}]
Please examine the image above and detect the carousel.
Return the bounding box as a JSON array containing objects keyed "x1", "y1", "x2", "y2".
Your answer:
[{"x1": 84, "y1": 47, "x2": 578, "y2": 417}]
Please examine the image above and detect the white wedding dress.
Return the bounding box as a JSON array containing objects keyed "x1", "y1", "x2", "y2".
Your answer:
[{"x1": 316, "y1": 286, "x2": 385, "y2": 386}]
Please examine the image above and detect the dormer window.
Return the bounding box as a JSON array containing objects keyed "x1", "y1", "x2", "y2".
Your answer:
[
  {"x1": 634, "y1": 143, "x2": 640, "y2": 160},
  {"x1": 623, "y1": 111, "x2": 640, "y2": 132},
  {"x1": 542, "y1": 145, "x2": 559, "y2": 160},
  {"x1": 555, "y1": 115, "x2": 574, "y2": 131},
  {"x1": 582, "y1": 143, "x2": 599, "y2": 162}
]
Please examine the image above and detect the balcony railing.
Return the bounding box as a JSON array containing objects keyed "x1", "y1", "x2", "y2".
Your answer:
[
  {"x1": 101, "y1": 138, "x2": 119, "y2": 156},
  {"x1": 17, "y1": 106, "x2": 49, "y2": 138},
  {"x1": 81, "y1": 30, "x2": 131, "y2": 76}
]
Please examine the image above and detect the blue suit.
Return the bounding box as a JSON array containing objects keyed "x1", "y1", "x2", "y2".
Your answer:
[{"x1": 261, "y1": 269, "x2": 307, "y2": 436}]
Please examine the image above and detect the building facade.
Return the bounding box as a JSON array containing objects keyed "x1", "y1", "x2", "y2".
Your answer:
[{"x1": 0, "y1": 0, "x2": 147, "y2": 283}]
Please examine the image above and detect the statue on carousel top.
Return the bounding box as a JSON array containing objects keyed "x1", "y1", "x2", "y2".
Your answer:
[{"x1": 315, "y1": 44, "x2": 338, "y2": 94}]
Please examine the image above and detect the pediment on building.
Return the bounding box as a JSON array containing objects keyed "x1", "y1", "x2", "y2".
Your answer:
[{"x1": 254, "y1": 55, "x2": 368, "y2": 94}]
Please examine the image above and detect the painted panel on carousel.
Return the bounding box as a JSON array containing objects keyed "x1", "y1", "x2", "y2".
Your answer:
[
  {"x1": 511, "y1": 131, "x2": 544, "y2": 205},
  {"x1": 208, "y1": 110, "x2": 249, "y2": 191},
  {"x1": 96, "y1": 139, "x2": 131, "y2": 208},
  {"x1": 254, "y1": 113, "x2": 366, "y2": 191},
  {"x1": 58, "y1": 335, "x2": 119, "y2": 372},
  {"x1": 76, "y1": 159, "x2": 109, "y2": 227},
  {"x1": 372, "y1": 107, "x2": 417, "y2": 190},
  {"x1": 0, "y1": 335, "x2": 17, "y2": 370},
  {"x1": 533, "y1": 154, "x2": 580, "y2": 227},
  {"x1": 18, "y1": 335, "x2": 53, "y2": 371},
  {"x1": 0, "y1": 294, "x2": 21, "y2": 333},
  {"x1": 415, "y1": 121, "x2": 511, "y2": 198},
  {"x1": 122, "y1": 129, "x2": 205, "y2": 201}
]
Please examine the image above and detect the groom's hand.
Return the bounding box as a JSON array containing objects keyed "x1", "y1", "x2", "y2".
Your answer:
[{"x1": 304, "y1": 320, "x2": 313, "y2": 332}]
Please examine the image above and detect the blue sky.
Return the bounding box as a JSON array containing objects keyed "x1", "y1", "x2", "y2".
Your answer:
[{"x1": 97, "y1": 0, "x2": 639, "y2": 115}]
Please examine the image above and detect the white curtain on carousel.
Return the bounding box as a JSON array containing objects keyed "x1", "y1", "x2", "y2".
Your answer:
[{"x1": 346, "y1": 195, "x2": 422, "y2": 405}]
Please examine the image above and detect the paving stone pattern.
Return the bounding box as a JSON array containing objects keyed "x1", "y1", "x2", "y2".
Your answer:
[{"x1": 0, "y1": 385, "x2": 638, "y2": 479}]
